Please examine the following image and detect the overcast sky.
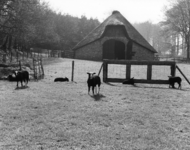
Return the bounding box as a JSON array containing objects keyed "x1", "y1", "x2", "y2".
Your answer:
[{"x1": 41, "y1": 0, "x2": 169, "y2": 24}]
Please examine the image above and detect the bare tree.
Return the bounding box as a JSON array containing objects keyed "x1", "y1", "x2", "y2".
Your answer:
[{"x1": 162, "y1": 0, "x2": 190, "y2": 59}]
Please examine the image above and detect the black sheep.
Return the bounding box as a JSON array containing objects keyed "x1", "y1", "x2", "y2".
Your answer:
[
  {"x1": 87, "y1": 72, "x2": 101, "y2": 95},
  {"x1": 168, "y1": 76, "x2": 182, "y2": 89},
  {"x1": 14, "y1": 70, "x2": 29, "y2": 87},
  {"x1": 54, "y1": 77, "x2": 69, "y2": 82},
  {"x1": 122, "y1": 77, "x2": 135, "y2": 85},
  {"x1": 7, "y1": 74, "x2": 17, "y2": 81}
]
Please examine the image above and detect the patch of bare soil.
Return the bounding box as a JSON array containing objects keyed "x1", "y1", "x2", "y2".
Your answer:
[{"x1": 0, "y1": 58, "x2": 190, "y2": 150}]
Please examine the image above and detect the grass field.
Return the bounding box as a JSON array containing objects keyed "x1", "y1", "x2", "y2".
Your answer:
[{"x1": 0, "y1": 58, "x2": 190, "y2": 150}]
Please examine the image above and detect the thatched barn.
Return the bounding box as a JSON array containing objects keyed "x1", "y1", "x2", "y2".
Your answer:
[{"x1": 73, "y1": 11, "x2": 157, "y2": 61}]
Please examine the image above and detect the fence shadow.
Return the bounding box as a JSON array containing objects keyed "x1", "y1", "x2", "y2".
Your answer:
[
  {"x1": 104, "y1": 82, "x2": 118, "y2": 86},
  {"x1": 133, "y1": 84, "x2": 189, "y2": 90}
]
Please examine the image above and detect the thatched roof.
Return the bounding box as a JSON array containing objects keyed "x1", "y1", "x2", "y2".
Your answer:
[{"x1": 73, "y1": 11, "x2": 157, "y2": 53}]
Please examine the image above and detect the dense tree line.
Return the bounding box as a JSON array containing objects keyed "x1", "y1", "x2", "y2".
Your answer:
[
  {"x1": 0, "y1": 0, "x2": 100, "y2": 61},
  {"x1": 1, "y1": 0, "x2": 189, "y2": 61}
]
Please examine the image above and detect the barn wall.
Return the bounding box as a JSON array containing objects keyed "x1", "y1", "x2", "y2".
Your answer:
[
  {"x1": 74, "y1": 40, "x2": 102, "y2": 61},
  {"x1": 74, "y1": 38, "x2": 156, "y2": 61},
  {"x1": 74, "y1": 37, "x2": 128, "y2": 61},
  {"x1": 74, "y1": 27, "x2": 129, "y2": 61},
  {"x1": 132, "y1": 43, "x2": 155, "y2": 60}
]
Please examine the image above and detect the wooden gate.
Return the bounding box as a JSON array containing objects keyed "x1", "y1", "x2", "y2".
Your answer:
[{"x1": 103, "y1": 59, "x2": 176, "y2": 84}]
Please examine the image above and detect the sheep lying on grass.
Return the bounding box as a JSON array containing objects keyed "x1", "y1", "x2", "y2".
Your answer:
[
  {"x1": 14, "y1": 70, "x2": 29, "y2": 87},
  {"x1": 122, "y1": 77, "x2": 135, "y2": 85},
  {"x1": 7, "y1": 74, "x2": 17, "y2": 81},
  {"x1": 87, "y1": 72, "x2": 101, "y2": 95},
  {"x1": 54, "y1": 77, "x2": 69, "y2": 82},
  {"x1": 168, "y1": 76, "x2": 182, "y2": 89}
]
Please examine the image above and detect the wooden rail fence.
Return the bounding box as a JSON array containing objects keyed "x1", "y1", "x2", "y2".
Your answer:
[{"x1": 103, "y1": 60, "x2": 176, "y2": 84}]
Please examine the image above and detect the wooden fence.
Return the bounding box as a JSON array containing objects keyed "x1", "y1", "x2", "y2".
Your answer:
[
  {"x1": 103, "y1": 60, "x2": 176, "y2": 84},
  {"x1": 33, "y1": 58, "x2": 44, "y2": 80}
]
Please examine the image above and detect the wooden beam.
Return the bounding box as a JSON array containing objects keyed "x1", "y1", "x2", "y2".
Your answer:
[
  {"x1": 126, "y1": 65, "x2": 131, "y2": 79},
  {"x1": 103, "y1": 59, "x2": 176, "y2": 66},
  {"x1": 106, "y1": 78, "x2": 169, "y2": 84},
  {"x1": 134, "y1": 79, "x2": 169, "y2": 84},
  {"x1": 147, "y1": 65, "x2": 152, "y2": 80},
  {"x1": 98, "y1": 63, "x2": 103, "y2": 76},
  {"x1": 176, "y1": 65, "x2": 190, "y2": 85}
]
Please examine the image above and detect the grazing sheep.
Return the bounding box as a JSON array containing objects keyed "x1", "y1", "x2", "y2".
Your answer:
[
  {"x1": 122, "y1": 77, "x2": 135, "y2": 85},
  {"x1": 54, "y1": 77, "x2": 69, "y2": 82},
  {"x1": 7, "y1": 74, "x2": 17, "y2": 81},
  {"x1": 14, "y1": 70, "x2": 29, "y2": 87},
  {"x1": 168, "y1": 76, "x2": 182, "y2": 89},
  {"x1": 87, "y1": 72, "x2": 101, "y2": 95}
]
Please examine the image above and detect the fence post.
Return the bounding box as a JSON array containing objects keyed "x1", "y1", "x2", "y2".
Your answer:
[
  {"x1": 103, "y1": 61, "x2": 108, "y2": 82},
  {"x1": 170, "y1": 63, "x2": 176, "y2": 76},
  {"x1": 40, "y1": 58, "x2": 44, "y2": 77},
  {"x1": 126, "y1": 65, "x2": 131, "y2": 79},
  {"x1": 147, "y1": 65, "x2": 152, "y2": 80},
  {"x1": 33, "y1": 58, "x2": 37, "y2": 80},
  {"x1": 38, "y1": 60, "x2": 41, "y2": 79},
  {"x1": 71, "y1": 61, "x2": 74, "y2": 82}
]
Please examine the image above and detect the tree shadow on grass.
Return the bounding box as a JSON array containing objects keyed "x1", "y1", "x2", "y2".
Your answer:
[
  {"x1": 15, "y1": 85, "x2": 29, "y2": 90},
  {"x1": 133, "y1": 84, "x2": 190, "y2": 91},
  {"x1": 91, "y1": 94, "x2": 106, "y2": 101}
]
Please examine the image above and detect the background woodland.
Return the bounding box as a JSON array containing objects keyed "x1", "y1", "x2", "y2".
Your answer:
[{"x1": 0, "y1": 0, "x2": 190, "y2": 61}]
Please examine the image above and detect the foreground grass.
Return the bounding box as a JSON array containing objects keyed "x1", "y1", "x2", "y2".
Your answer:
[{"x1": 0, "y1": 58, "x2": 190, "y2": 150}]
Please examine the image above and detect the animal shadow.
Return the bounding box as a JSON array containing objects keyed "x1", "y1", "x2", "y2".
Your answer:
[
  {"x1": 15, "y1": 85, "x2": 29, "y2": 90},
  {"x1": 91, "y1": 94, "x2": 106, "y2": 101}
]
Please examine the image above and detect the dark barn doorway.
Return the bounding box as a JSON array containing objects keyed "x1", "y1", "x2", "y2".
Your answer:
[
  {"x1": 115, "y1": 40, "x2": 125, "y2": 59},
  {"x1": 103, "y1": 39, "x2": 125, "y2": 60}
]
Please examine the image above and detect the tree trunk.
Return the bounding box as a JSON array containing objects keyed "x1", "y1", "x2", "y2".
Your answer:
[
  {"x1": 10, "y1": 51, "x2": 12, "y2": 62},
  {"x1": 187, "y1": 42, "x2": 190, "y2": 59},
  {"x1": 186, "y1": 35, "x2": 190, "y2": 59},
  {"x1": 3, "y1": 54, "x2": 6, "y2": 63},
  {"x1": 17, "y1": 51, "x2": 19, "y2": 62},
  {"x1": 177, "y1": 35, "x2": 179, "y2": 56},
  {"x1": 1, "y1": 36, "x2": 8, "y2": 53}
]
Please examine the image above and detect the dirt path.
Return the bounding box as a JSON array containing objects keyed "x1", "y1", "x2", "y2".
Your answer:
[{"x1": 1, "y1": 58, "x2": 190, "y2": 150}]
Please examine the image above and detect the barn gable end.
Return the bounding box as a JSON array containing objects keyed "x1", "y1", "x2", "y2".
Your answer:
[{"x1": 73, "y1": 11, "x2": 157, "y2": 61}]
